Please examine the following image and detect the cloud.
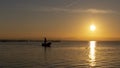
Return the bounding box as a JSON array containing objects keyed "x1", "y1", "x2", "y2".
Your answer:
[
  {"x1": 38, "y1": 7, "x2": 117, "y2": 14},
  {"x1": 84, "y1": 9, "x2": 116, "y2": 14}
]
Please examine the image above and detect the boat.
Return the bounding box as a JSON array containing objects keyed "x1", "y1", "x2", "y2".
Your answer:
[
  {"x1": 42, "y1": 42, "x2": 51, "y2": 47},
  {"x1": 42, "y1": 37, "x2": 51, "y2": 47}
]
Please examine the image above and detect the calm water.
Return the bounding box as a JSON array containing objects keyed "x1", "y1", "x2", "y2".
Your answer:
[{"x1": 0, "y1": 41, "x2": 120, "y2": 68}]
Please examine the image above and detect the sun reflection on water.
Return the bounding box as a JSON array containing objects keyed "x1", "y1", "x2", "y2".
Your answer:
[{"x1": 89, "y1": 41, "x2": 96, "y2": 67}]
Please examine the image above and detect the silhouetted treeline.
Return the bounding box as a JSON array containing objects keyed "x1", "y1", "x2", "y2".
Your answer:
[
  {"x1": 0, "y1": 40, "x2": 61, "y2": 42},
  {"x1": 0, "y1": 40, "x2": 41, "y2": 42}
]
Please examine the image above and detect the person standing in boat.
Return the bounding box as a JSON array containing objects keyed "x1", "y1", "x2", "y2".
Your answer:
[
  {"x1": 42, "y1": 37, "x2": 51, "y2": 47},
  {"x1": 44, "y1": 37, "x2": 47, "y2": 44}
]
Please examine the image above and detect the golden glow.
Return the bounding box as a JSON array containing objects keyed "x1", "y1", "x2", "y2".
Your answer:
[
  {"x1": 89, "y1": 41, "x2": 96, "y2": 66},
  {"x1": 90, "y1": 24, "x2": 96, "y2": 31}
]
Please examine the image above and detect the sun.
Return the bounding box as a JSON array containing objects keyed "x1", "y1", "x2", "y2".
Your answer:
[{"x1": 90, "y1": 24, "x2": 96, "y2": 31}]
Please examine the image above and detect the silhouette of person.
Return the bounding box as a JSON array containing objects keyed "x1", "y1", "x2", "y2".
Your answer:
[{"x1": 44, "y1": 37, "x2": 47, "y2": 44}]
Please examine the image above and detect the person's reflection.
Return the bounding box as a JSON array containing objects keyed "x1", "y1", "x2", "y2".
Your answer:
[{"x1": 43, "y1": 46, "x2": 51, "y2": 61}]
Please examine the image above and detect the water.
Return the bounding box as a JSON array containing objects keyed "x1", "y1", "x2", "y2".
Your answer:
[{"x1": 0, "y1": 41, "x2": 120, "y2": 68}]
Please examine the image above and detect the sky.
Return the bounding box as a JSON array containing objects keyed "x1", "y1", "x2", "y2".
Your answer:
[{"x1": 0, "y1": 0, "x2": 120, "y2": 40}]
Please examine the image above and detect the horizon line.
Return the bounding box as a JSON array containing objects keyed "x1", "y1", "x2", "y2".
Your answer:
[{"x1": 0, "y1": 39, "x2": 120, "y2": 42}]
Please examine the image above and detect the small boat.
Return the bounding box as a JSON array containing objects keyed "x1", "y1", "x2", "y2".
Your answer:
[
  {"x1": 42, "y1": 42, "x2": 51, "y2": 47},
  {"x1": 42, "y1": 37, "x2": 51, "y2": 47}
]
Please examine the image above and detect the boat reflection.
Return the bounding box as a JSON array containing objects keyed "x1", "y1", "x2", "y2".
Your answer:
[{"x1": 89, "y1": 41, "x2": 96, "y2": 67}]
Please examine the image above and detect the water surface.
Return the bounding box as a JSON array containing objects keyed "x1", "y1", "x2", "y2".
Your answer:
[{"x1": 0, "y1": 41, "x2": 120, "y2": 68}]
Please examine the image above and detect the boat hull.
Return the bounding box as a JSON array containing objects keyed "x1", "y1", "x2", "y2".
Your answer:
[{"x1": 42, "y1": 42, "x2": 51, "y2": 47}]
